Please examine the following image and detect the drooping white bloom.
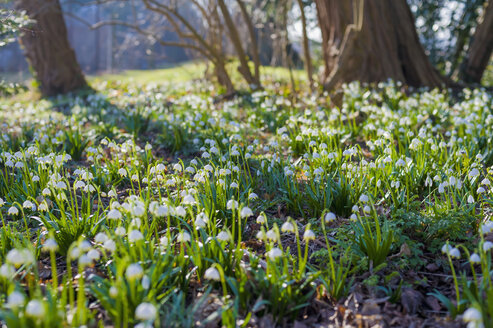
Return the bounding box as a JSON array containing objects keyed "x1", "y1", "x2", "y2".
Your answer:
[
  {"x1": 135, "y1": 302, "x2": 157, "y2": 321},
  {"x1": 103, "y1": 239, "x2": 116, "y2": 252},
  {"x1": 462, "y1": 307, "x2": 482, "y2": 323},
  {"x1": 324, "y1": 212, "x2": 336, "y2": 223},
  {"x1": 128, "y1": 230, "x2": 144, "y2": 242},
  {"x1": 256, "y1": 214, "x2": 266, "y2": 224},
  {"x1": 217, "y1": 230, "x2": 231, "y2": 242},
  {"x1": 204, "y1": 267, "x2": 221, "y2": 281},
  {"x1": 87, "y1": 249, "x2": 100, "y2": 261},
  {"x1": 266, "y1": 247, "x2": 283, "y2": 260},
  {"x1": 107, "y1": 209, "x2": 122, "y2": 220},
  {"x1": 449, "y1": 248, "x2": 461, "y2": 258},
  {"x1": 281, "y1": 221, "x2": 295, "y2": 233},
  {"x1": 7, "y1": 206, "x2": 19, "y2": 216},
  {"x1": 94, "y1": 232, "x2": 109, "y2": 243},
  {"x1": 303, "y1": 229, "x2": 316, "y2": 241},
  {"x1": 7, "y1": 291, "x2": 25, "y2": 308},
  {"x1": 177, "y1": 231, "x2": 191, "y2": 243},
  {"x1": 240, "y1": 206, "x2": 253, "y2": 218},
  {"x1": 483, "y1": 241, "x2": 493, "y2": 251},
  {"x1": 248, "y1": 193, "x2": 258, "y2": 200},
  {"x1": 25, "y1": 300, "x2": 45, "y2": 318},
  {"x1": 79, "y1": 254, "x2": 93, "y2": 267},
  {"x1": 227, "y1": 199, "x2": 238, "y2": 210},
  {"x1": 126, "y1": 263, "x2": 144, "y2": 280},
  {"x1": 469, "y1": 253, "x2": 481, "y2": 264},
  {"x1": 42, "y1": 238, "x2": 58, "y2": 252}
]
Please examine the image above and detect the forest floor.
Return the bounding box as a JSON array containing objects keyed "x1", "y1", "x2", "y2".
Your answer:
[{"x1": 0, "y1": 69, "x2": 491, "y2": 327}]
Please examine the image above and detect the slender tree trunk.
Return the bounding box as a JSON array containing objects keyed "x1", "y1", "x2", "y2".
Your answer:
[
  {"x1": 315, "y1": 0, "x2": 445, "y2": 90},
  {"x1": 236, "y1": 0, "x2": 261, "y2": 83},
  {"x1": 14, "y1": 0, "x2": 89, "y2": 97},
  {"x1": 459, "y1": 1, "x2": 493, "y2": 83},
  {"x1": 296, "y1": 0, "x2": 314, "y2": 90},
  {"x1": 217, "y1": 0, "x2": 261, "y2": 88}
]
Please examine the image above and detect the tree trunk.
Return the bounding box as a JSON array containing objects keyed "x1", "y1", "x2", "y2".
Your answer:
[
  {"x1": 459, "y1": 1, "x2": 493, "y2": 83},
  {"x1": 296, "y1": 0, "x2": 315, "y2": 90},
  {"x1": 236, "y1": 0, "x2": 261, "y2": 83},
  {"x1": 217, "y1": 0, "x2": 261, "y2": 89},
  {"x1": 315, "y1": 0, "x2": 445, "y2": 90},
  {"x1": 14, "y1": 0, "x2": 88, "y2": 97}
]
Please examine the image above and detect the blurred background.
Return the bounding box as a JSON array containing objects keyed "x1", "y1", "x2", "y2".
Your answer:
[{"x1": 1, "y1": 0, "x2": 492, "y2": 91}]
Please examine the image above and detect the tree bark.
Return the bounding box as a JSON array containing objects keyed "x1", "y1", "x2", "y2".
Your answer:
[
  {"x1": 14, "y1": 0, "x2": 88, "y2": 97},
  {"x1": 217, "y1": 0, "x2": 261, "y2": 88},
  {"x1": 315, "y1": 0, "x2": 445, "y2": 90},
  {"x1": 296, "y1": 0, "x2": 315, "y2": 90},
  {"x1": 236, "y1": 0, "x2": 261, "y2": 83},
  {"x1": 459, "y1": 1, "x2": 493, "y2": 83}
]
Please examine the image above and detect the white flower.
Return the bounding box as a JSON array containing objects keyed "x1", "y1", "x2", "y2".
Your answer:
[
  {"x1": 107, "y1": 209, "x2": 122, "y2": 220},
  {"x1": 7, "y1": 291, "x2": 25, "y2": 308},
  {"x1": 281, "y1": 221, "x2": 295, "y2": 233},
  {"x1": 177, "y1": 231, "x2": 191, "y2": 243},
  {"x1": 79, "y1": 254, "x2": 93, "y2": 267},
  {"x1": 217, "y1": 230, "x2": 231, "y2": 242},
  {"x1": 468, "y1": 195, "x2": 475, "y2": 204},
  {"x1": 42, "y1": 238, "x2": 58, "y2": 252},
  {"x1": 128, "y1": 230, "x2": 144, "y2": 242},
  {"x1": 132, "y1": 205, "x2": 145, "y2": 217},
  {"x1": 87, "y1": 249, "x2": 100, "y2": 261},
  {"x1": 468, "y1": 168, "x2": 480, "y2": 180},
  {"x1": 463, "y1": 307, "x2": 482, "y2": 323},
  {"x1": 135, "y1": 302, "x2": 157, "y2": 321},
  {"x1": 449, "y1": 248, "x2": 461, "y2": 258},
  {"x1": 115, "y1": 226, "x2": 126, "y2": 236},
  {"x1": 226, "y1": 199, "x2": 238, "y2": 209},
  {"x1": 0, "y1": 264, "x2": 15, "y2": 278},
  {"x1": 141, "y1": 275, "x2": 150, "y2": 289},
  {"x1": 359, "y1": 194, "x2": 369, "y2": 203},
  {"x1": 441, "y1": 244, "x2": 453, "y2": 254},
  {"x1": 324, "y1": 212, "x2": 336, "y2": 223},
  {"x1": 204, "y1": 267, "x2": 221, "y2": 281},
  {"x1": 240, "y1": 206, "x2": 253, "y2": 218},
  {"x1": 174, "y1": 206, "x2": 186, "y2": 217},
  {"x1": 248, "y1": 193, "x2": 258, "y2": 200},
  {"x1": 126, "y1": 263, "x2": 144, "y2": 280},
  {"x1": 266, "y1": 229, "x2": 278, "y2": 241},
  {"x1": 74, "y1": 181, "x2": 86, "y2": 189},
  {"x1": 6, "y1": 249, "x2": 33, "y2": 267},
  {"x1": 103, "y1": 239, "x2": 116, "y2": 252},
  {"x1": 469, "y1": 253, "x2": 481, "y2": 264},
  {"x1": 303, "y1": 229, "x2": 316, "y2": 241},
  {"x1": 173, "y1": 163, "x2": 182, "y2": 172},
  {"x1": 118, "y1": 168, "x2": 127, "y2": 176},
  {"x1": 109, "y1": 286, "x2": 118, "y2": 298},
  {"x1": 256, "y1": 214, "x2": 266, "y2": 224},
  {"x1": 8, "y1": 206, "x2": 19, "y2": 216},
  {"x1": 25, "y1": 300, "x2": 45, "y2": 318},
  {"x1": 160, "y1": 236, "x2": 169, "y2": 247},
  {"x1": 94, "y1": 232, "x2": 109, "y2": 243},
  {"x1": 182, "y1": 194, "x2": 196, "y2": 205},
  {"x1": 266, "y1": 247, "x2": 283, "y2": 260},
  {"x1": 256, "y1": 230, "x2": 266, "y2": 240},
  {"x1": 483, "y1": 241, "x2": 493, "y2": 251}
]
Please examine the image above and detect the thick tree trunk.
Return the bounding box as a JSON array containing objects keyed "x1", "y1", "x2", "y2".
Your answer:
[
  {"x1": 315, "y1": 0, "x2": 445, "y2": 90},
  {"x1": 459, "y1": 1, "x2": 493, "y2": 83},
  {"x1": 14, "y1": 0, "x2": 88, "y2": 97}
]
